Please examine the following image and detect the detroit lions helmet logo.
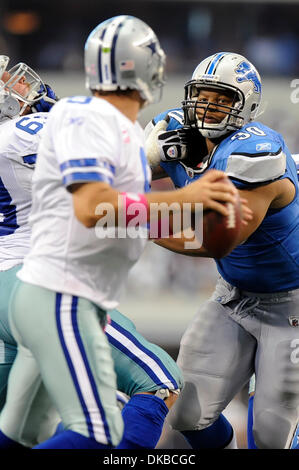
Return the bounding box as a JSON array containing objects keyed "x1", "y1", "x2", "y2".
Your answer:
[{"x1": 235, "y1": 61, "x2": 261, "y2": 94}]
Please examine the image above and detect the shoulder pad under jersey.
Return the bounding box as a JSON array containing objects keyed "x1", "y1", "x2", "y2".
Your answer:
[{"x1": 224, "y1": 123, "x2": 287, "y2": 185}]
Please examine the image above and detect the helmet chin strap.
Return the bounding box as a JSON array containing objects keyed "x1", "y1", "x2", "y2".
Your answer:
[{"x1": 197, "y1": 114, "x2": 231, "y2": 139}]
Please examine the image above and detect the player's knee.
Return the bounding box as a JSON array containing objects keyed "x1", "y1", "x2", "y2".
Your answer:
[
  {"x1": 168, "y1": 381, "x2": 213, "y2": 431},
  {"x1": 276, "y1": 340, "x2": 299, "y2": 405},
  {"x1": 253, "y1": 409, "x2": 295, "y2": 449}
]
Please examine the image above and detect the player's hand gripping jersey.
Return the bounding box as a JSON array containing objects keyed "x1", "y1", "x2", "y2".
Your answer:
[
  {"x1": 146, "y1": 110, "x2": 299, "y2": 292},
  {"x1": 19, "y1": 97, "x2": 151, "y2": 310},
  {"x1": 0, "y1": 113, "x2": 49, "y2": 270}
]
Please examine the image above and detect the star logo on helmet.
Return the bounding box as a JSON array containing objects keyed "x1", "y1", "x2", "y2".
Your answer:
[{"x1": 145, "y1": 41, "x2": 157, "y2": 55}]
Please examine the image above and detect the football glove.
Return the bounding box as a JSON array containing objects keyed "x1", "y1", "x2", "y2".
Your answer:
[
  {"x1": 31, "y1": 84, "x2": 59, "y2": 113},
  {"x1": 145, "y1": 115, "x2": 188, "y2": 168},
  {"x1": 145, "y1": 116, "x2": 207, "y2": 168},
  {"x1": 176, "y1": 126, "x2": 208, "y2": 164}
]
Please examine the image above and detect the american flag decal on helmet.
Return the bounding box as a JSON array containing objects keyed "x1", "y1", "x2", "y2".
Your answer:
[{"x1": 120, "y1": 60, "x2": 135, "y2": 71}]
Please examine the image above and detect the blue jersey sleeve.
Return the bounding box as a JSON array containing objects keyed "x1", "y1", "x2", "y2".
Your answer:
[
  {"x1": 292, "y1": 154, "x2": 299, "y2": 182},
  {"x1": 222, "y1": 123, "x2": 288, "y2": 189},
  {"x1": 151, "y1": 107, "x2": 184, "y2": 130}
]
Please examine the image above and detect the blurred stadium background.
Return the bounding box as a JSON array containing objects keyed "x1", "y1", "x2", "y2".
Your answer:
[{"x1": 0, "y1": 0, "x2": 298, "y2": 448}]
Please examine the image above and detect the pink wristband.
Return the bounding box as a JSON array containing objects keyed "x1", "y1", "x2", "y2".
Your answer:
[{"x1": 120, "y1": 192, "x2": 148, "y2": 227}]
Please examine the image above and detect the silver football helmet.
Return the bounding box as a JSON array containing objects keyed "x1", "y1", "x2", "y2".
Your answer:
[
  {"x1": 182, "y1": 52, "x2": 262, "y2": 138},
  {"x1": 0, "y1": 55, "x2": 47, "y2": 122},
  {"x1": 85, "y1": 15, "x2": 166, "y2": 106},
  {"x1": 0, "y1": 55, "x2": 19, "y2": 122}
]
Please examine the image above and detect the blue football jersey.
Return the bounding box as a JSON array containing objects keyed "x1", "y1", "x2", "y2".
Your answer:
[{"x1": 151, "y1": 109, "x2": 299, "y2": 293}]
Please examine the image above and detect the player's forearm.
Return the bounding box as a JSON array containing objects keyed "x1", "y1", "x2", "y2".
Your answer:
[
  {"x1": 72, "y1": 182, "x2": 120, "y2": 228},
  {"x1": 72, "y1": 184, "x2": 183, "y2": 229},
  {"x1": 72, "y1": 181, "x2": 190, "y2": 229},
  {"x1": 154, "y1": 235, "x2": 212, "y2": 258},
  {"x1": 145, "y1": 188, "x2": 189, "y2": 210},
  {"x1": 72, "y1": 170, "x2": 238, "y2": 229}
]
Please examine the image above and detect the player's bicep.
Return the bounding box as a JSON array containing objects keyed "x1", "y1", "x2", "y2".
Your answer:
[{"x1": 236, "y1": 185, "x2": 275, "y2": 243}]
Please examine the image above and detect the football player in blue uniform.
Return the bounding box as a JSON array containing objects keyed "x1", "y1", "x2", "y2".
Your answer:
[
  {"x1": 247, "y1": 147, "x2": 299, "y2": 449},
  {"x1": 145, "y1": 52, "x2": 299, "y2": 449}
]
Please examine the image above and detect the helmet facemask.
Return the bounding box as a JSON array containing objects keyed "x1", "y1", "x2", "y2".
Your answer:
[
  {"x1": 1, "y1": 62, "x2": 47, "y2": 116},
  {"x1": 182, "y1": 82, "x2": 245, "y2": 139}
]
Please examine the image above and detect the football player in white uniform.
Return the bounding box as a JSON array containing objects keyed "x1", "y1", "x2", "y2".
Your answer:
[
  {"x1": 0, "y1": 56, "x2": 57, "y2": 420},
  {"x1": 0, "y1": 17, "x2": 238, "y2": 449},
  {"x1": 0, "y1": 55, "x2": 184, "y2": 450}
]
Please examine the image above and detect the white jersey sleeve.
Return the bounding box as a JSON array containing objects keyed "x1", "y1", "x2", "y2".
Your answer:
[
  {"x1": 0, "y1": 113, "x2": 48, "y2": 270},
  {"x1": 51, "y1": 97, "x2": 121, "y2": 189}
]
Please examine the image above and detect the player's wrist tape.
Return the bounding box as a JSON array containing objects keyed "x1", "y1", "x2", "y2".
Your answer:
[{"x1": 120, "y1": 192, "x2": 149, "y2": 227}]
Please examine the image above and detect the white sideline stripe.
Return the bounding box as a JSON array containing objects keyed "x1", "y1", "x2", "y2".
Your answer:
[
  {"x1": 60, "y1": 294, "x2": 108, "y2": 443},
  {"x1": 101, "y1": 16, "x2": 124, "y2": 85},
  {"x1": 106, "y1": 323, "x2": 175, "y2": 388}
]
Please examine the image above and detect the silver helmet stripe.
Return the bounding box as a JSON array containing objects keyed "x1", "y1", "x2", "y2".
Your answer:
[{"x1": 100, "y1": 15, "x2": 127, "y2": 86}]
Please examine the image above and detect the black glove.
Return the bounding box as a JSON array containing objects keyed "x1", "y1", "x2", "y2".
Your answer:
[
  {"x1": 176, "y1": 127, "x2": 208, "y2": 164},
  {"x1": 158, "y1": 126, "x2": 208, "y2": 164}
]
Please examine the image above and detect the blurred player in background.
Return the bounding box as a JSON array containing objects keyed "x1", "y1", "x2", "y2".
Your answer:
[
  {"x1": 145, "y1": 52, "x2": 299, "y2": 449},
  {"x1": 0, "y1": 57, "x2": 59, "y2": 444},
  {"x1": 0, "y1": 53, "x2": 183, "y2": 450},
  {"x1": 0, "y1": 18, "x2": 238, "y2": 450}
]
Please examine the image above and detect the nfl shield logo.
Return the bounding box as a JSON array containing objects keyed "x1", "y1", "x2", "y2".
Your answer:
[{"x1": 187, "y1": 168, "x2": 194, "y2": 178}]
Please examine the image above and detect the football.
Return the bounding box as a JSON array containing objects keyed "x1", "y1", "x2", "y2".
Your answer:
[{"x1": 202, "y1": 178, "x2": 242, "y2": 258}]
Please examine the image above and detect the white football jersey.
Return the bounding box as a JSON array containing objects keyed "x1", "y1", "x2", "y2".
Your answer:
[
  {"x1": 0, "y1": 113, "x2": 48, "y2": 270},
  {"x1": 19, "y1": 96, "x2": 151, "y2": 310}
]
